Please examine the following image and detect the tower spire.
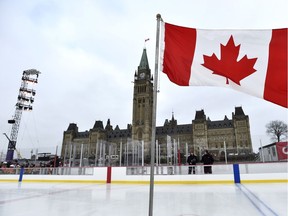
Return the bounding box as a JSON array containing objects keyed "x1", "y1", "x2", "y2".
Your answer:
[{"x1": 139, "y1": 48, "x2": 150, "y2": 70}]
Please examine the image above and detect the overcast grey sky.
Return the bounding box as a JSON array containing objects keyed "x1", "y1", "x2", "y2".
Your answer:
[{"x1": 0, "y1": 0, "x2": 287, "y2": 158}]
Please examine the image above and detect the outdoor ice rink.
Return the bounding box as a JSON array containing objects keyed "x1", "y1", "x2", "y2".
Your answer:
[{"x1": 0, "y1": 182, "x2": 287, "y2": 216}]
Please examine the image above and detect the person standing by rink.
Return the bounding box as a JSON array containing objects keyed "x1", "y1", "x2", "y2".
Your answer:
[
  {"x1": 201, "y1": 150, "x2": 214, "y2": 174},
  {"x1": 187, "y1": 152, "x2": 198, "y2": 174}
]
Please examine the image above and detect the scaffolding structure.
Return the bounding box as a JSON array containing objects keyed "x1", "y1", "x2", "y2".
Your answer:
[{"x1": 5, "y1": 69, "x2": 40, "y2": 161}]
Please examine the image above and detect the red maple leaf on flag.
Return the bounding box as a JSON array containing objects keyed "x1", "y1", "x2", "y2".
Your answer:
[{"x1": 202, "y1": 36, "x2": 257, "y2": 85}]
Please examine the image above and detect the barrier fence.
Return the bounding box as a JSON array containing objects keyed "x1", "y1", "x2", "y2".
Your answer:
[{"x1": 0, "y1": 162, "x2": 287, "y2": 184}]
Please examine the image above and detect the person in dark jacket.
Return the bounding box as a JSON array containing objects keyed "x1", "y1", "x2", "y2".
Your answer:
[
  {"x1": 201, "y1": 150, "x2": 214, "y2": 174},
  {"x1": 187, "y1": 152, "x2": 198, "y2": 174}
]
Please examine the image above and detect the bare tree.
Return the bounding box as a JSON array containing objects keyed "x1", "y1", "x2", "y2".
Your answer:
[{"x1": 266, "y1": 120, "x2": 288, "y2": 142}]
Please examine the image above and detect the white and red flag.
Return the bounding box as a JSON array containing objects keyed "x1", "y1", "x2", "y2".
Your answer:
[
  {"x1": 160, "y1": 22, "x2": 288, "y2": 108},
  {"x1": 276, "y1": 142, "x2": 288, "y2": 160}
]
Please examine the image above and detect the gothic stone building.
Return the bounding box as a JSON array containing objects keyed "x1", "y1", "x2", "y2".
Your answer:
[{"x1": 61, "y1": 48, "x2": 253, "y2": 165}]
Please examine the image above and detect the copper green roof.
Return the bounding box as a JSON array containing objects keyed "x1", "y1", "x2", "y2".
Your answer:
[{"x1": 138, "y1": 48, "x2": 149, "y2": 70}]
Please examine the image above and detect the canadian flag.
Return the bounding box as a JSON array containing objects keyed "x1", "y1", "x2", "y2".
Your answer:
[{"x1": 160, "y1": 22, "x2": 288, "y2": 108}]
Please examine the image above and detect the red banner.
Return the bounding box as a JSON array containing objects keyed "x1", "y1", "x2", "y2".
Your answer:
[{"x1": 276, "y1": 142, "x2": 288, "y2": 160}]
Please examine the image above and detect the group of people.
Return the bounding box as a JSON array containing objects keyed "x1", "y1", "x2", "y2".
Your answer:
[
  {"x1": 187, "y1": 150, "x2": 214, "y2": 174},
  {"x1": 0, "y1": 156, "x2": 62, "y2": 169}
]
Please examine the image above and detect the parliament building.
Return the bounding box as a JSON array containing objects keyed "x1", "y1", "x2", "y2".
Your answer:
[{"x1": 61, "y1": 48, "x2": 253, "y2": 165}]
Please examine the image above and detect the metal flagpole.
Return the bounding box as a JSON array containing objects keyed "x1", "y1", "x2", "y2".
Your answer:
[
  {"x1": 174, "y1": 139, "x2": 177, "y2": 165},
  {"x1": 103, "y1": 141, "x2": 106, "y2": 166},
  {"x1": 148, "y1": 13, "x2": 162, "y2": 216},
  {"x1": 158, "y1": 144, "x2": 161, "y2": 165},
  {"x1": 99, "y1": 141, "x2": 102, "y2": 166},
  {"x1": 120, "y1": 140, "x2": 122, "y2": 166},
  {"x1": 156, "y1": 140, "x2": 158, "y2": 166},
  {"x1": 260, "y1": 139, "x2": 265, "y2": 162},
  {"x1": 68, "y1": 143, "x2": 72, "y2": 167},
  {"x1": 72, "y1": 143, "x2": 76, "y2": 167},
  {"x1": 132, "y1": 140, "x2": 134, "y2": 165},
  {"x1": 224, "y1": 140, "x2": 227, "y2": 164},
  {"x1": 80, "y1": 143, "x2": 83, "y2": 167},
  {"x1": 185, "y1": 143, "x2": 188, "y2": 162},
  {"x1": 35, "y1": 148, "x2": 38, "y2": 163},
  {"x1": 63, "y1": 146, "x2": 66, "y2": 165},
  {"x1": 142, "y1": 140, "x2": 144, "y2": 166},
  {"x1": 167, "y1": 136, "x2": 169, "y2": 164},
  {"x1": 95, "y1": 139, "x2": 98, "y2": 166}
]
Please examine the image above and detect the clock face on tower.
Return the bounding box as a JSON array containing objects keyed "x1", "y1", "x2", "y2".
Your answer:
[{"x1": 139, "y1": 72, "x2": 145, "y2": 79}]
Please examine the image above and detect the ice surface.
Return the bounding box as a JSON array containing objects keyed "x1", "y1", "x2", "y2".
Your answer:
[{"x1": 0, "y1": 182, "x2": 287, "y2": 216}]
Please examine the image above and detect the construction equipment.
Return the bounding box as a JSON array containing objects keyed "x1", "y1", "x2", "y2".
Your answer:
[
  {"x1": 5, "y1": 69, "x2": 40, "y2": 161},
  {"x1": 3, "y1": 132, "x2": 22, "y2": 159}
]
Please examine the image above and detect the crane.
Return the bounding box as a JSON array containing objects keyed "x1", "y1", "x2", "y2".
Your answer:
[{"x1": 5, "y1": 69, "x2": 40, "y2": 161}]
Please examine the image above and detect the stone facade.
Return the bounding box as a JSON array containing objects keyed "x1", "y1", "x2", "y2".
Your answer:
[{"x1": 61, "y1": 48, "x2": 253, "y2": 165}]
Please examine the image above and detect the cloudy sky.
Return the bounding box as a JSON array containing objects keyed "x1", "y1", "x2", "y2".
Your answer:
[{"x1": 0, "y1": 0, "x2": 287, "y2": 158}]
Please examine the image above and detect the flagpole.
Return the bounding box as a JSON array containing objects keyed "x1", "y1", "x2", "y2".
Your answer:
[{"x1": 148, "y1": 13, "x2": 161, "y2": 216}]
